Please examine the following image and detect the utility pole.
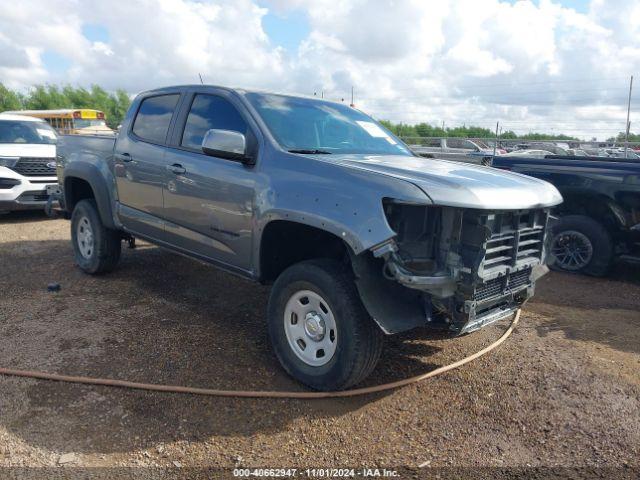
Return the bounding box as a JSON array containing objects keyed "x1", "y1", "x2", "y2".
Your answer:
[
  {"x1": 198, "y1": 73, "x2": 204, "y2": 85},
  {"x1": 350, "y1": 86, "x2": 354, "y2": 107},
  {"x1": 625, "y1": 75, "x2": 633, "y2": 158},
  {"x1": 493, "y1": 121, "x2": 499, "y2": 157}
]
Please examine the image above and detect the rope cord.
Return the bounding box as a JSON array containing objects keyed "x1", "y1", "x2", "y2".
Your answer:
[{"x1": 0, "y1": 311, "x2": 520, "y2": 399}]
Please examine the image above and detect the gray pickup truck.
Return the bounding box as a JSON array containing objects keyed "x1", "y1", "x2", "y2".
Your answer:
[{"x1": 50, "y1": 85, "x2": 562, "y2": 390}]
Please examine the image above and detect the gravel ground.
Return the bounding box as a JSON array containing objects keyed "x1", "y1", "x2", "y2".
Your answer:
[{"x1": 0, "y1": 211, "x2": 638, "y2": 478}]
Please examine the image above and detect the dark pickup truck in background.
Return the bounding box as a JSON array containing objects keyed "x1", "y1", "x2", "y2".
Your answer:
[{"x1": 491, "y1": 155, "x2": 640, "y2": 276}]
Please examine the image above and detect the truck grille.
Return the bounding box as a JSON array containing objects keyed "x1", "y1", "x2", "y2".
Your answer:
[
  {"x1": 474, "y1": 268, "x2": 532, "y2": 302},
  {"x1": 482, "y1": 211, "x2": 546, "y2": 271},
  {"x1": 9, "y1": 158, "x2": 57, "y2": 177}
]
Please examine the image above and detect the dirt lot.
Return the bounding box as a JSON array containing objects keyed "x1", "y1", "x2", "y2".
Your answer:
[{"x1": 0, "y1": 211, "x2": 639, "y2": 477}]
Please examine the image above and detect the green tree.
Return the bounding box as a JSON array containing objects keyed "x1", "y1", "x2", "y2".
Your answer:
[
  {"x1": 61, "y1": 85, "x2": 93, "y2": 108},
  {"x1": 2, "y1": 83, "x2": 132, "y2": 128},
  {"x1": 608, "y1": 131, "x2": 640, "y2": 143},
  {"x1": 520, "y1": 132, "x2": 577, "y2": 141},
  {"x1": 378, "y1": 119, "x2": 581, "y2": 142},
  {"x1": 414, "y1": 122, "x2": 435, "y2": 137},
  {"x1": 0, "y1": 83, "x2": 24, "y2": 111},
  {"x1": 103, "y1": 89, "x2": 131, "y2": 128},
  {"x1": 24, "y1": 85, "x2": 68, "y2": 109}
]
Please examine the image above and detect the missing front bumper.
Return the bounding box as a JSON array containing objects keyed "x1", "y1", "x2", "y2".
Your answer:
[
  {"x1": 352, "y1": 249, "x2": 544, "y2": 336},
  {"x1": 442, "y1": 264, "x2": 546, "y2": 334},
  {"x1": 458, "y1": 304, "x2": 518, "y2": 334}
]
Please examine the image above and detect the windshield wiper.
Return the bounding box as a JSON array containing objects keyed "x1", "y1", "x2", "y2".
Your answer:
[{"x1": 288, "y1": 149, "x2": 332, "y2": 154}]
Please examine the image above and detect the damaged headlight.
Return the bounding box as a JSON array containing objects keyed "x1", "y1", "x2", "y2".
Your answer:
[{"x1": 382, "y1": 200, "x2": 443, "y2": 275}]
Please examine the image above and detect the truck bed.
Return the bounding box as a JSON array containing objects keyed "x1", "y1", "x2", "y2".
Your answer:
[{"x1": 57, "y1": 134, "x2": 116, "y2": 163}]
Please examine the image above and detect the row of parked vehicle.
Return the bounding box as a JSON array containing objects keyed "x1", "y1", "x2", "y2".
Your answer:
[
  {"x1": 1, "y1": 92, "x2": 638, "y2": 390},
  {"x1": 410, "y1": 138, "x2": 640, "y2": 162},
  {"x1": 500, "y1": 144, "x2": 640, "y2": 160}
]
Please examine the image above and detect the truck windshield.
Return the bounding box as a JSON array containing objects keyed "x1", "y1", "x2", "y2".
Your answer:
[
  {"x1": 246, "y1": 93, "x2": 412, "y2": 156},
  {"x1": 0, "y1": 120, "x2": 58, "y2": 144}
]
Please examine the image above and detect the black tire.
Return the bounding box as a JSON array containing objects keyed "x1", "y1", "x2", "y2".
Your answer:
[
  {"x1": 70, "y1": 199, "x2": 121, "y2": 274},
  {"x1": 550, "y1": 215, "x2": 613, "y2": 276},
  {"x1": 267, "y1": 259, "x2": 383, "y2": 391}
]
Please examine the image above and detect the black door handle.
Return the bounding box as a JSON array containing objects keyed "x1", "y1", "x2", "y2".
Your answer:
[
  {"x1": 166, "y1": 163, "x2": 186, "y2": 174},
  {"x1": 115, "y1": 152, "x2": 132, "y2": 162}
]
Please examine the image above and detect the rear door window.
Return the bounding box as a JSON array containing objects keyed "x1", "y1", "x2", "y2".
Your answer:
[
  {"x1": 181, "y1": 94, "x2": 248, "y2": 151},
  {"x1": 132, "y1": 94, "x2": 180, "y2": 144}
]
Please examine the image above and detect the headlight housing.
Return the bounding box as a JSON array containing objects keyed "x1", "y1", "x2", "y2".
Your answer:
[{"x1": 0, "y1": 156, "x2": 19, "y2": 168}]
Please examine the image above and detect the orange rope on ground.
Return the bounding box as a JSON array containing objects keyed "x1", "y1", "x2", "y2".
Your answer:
[{"x1": 0, "y1": 311, "x2": 520, "y2": 399}]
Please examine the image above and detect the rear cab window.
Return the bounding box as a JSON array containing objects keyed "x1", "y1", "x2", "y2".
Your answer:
[{"x1": 132, "y1": 94, "x2": 180, "y2": 144}]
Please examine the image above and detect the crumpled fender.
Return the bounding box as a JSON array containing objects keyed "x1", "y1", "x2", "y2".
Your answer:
[{"x1": 254, "y1": 152, "x2": 430, "y2": 257}]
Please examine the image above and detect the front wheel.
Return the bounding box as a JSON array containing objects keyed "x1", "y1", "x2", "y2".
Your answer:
[
  {"x1": 267, "y1": 259, "x2": 383, "y2": 391},
  {"x1": 71, "y1": 199, "x2": 122, "y2": 274},
  {"x1": 550, "y1": 215, "x2": 613, "y2": 276}
]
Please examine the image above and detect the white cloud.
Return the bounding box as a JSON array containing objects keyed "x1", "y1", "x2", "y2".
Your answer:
[{"x1": 0, "y1": 0, "x2": 638, "y2": 139}]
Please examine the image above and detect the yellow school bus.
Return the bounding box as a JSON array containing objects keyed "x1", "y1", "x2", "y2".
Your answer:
[{"x1": 3, "y1": 109, "x2": 115, "y2": 136}]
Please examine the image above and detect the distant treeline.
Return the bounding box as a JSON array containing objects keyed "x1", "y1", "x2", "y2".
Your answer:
[
  {"x1": 378, "y1": 120, "x2": 580, "y2": 141},
  {"x1": 379, "y1": 119, "x2": 640, "y2": 143},
  {"x1": 0, "y1": 83, "x2": 130, "y2": 129},
  {"x1": 1, "y1": 83, "x2": 637, "y2": 142}
]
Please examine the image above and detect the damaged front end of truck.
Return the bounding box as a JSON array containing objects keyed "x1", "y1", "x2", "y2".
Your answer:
[{"x1": 352, "y1": 201, "x2": 553, "y2": 335}]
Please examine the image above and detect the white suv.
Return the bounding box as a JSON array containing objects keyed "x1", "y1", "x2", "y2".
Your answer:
[{"x1": 0, "y1": 114, "x2": 58, "y2": 214}]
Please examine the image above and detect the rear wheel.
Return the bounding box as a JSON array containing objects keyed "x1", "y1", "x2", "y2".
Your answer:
[
  {"x1": 71, "y1": 199, "x2": 121, "y2": 274},
  {"x1": 267, "y1": 259, "x2": 383, "y2": 391},
  {"x1": 551, "y1": 215, "x2": 613, "y2": 276}
]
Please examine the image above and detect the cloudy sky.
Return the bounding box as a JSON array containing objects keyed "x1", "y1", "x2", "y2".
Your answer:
[{"x1": 0, "y1": 0, "x2": 638, "y2": 139}]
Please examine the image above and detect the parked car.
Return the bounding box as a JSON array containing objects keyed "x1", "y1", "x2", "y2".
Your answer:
[
  {"x1": 492, "y1": 154, "x2": 640, "y2": 276},
  {"x1": 0, "y1": 114, "x2": 58, "y2": 214},
  {"x1": 565, "y1": 148, "x2": 588, "y2": 156},
  {"x1": 50, "y1": 85, "x2": 561, "y2": 390},
  {"x1": 411, "y1": 138, "x2": 498, "y2": 163},
  {"x1": 501, "y1": 149, "x2": 554, "y2": 158},
  {"x1": 522, "y1": 143, "x2": 568, "y2": 156},
  {"x1": 603, "y1": 148, "x2": 640, "y2": 160}
]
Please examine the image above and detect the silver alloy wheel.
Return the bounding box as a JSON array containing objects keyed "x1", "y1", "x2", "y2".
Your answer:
[
  {"x1": 551, "y1": 230, "x2": 593, "y2": 271},
  {"x1": 76, "y1": 216, "x2": 95, "y2": 259},
  {"x1": 283, "y1": 290, "x2": 338, "y2": 367}
]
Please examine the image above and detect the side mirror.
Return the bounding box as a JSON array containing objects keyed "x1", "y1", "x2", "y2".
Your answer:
[{"x1": 201, "y1": 129, "x2": 250, "y2": 162}]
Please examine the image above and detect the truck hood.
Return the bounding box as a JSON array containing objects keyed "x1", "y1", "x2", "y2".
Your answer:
[
  {"x1": 326, "y1": 154, "x2": 563, "y2": 210},
  {"x1": 0, "y1": 143, "x2": 56, "y2": 158}
]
